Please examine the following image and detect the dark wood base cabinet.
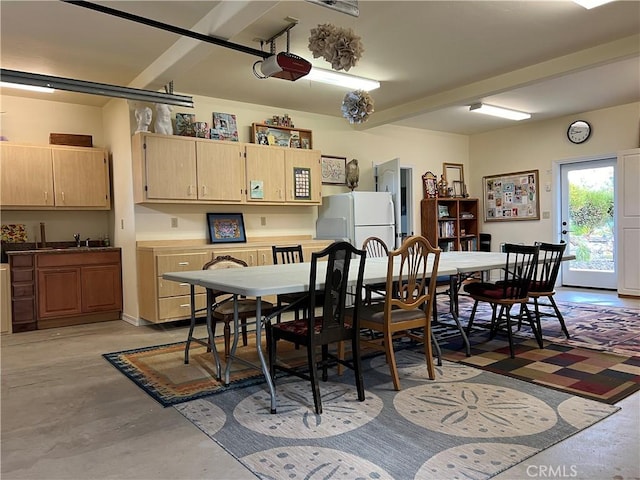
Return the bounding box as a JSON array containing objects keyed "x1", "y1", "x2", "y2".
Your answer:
[{"x1": 9, "y1": 249, "x2": 122, "y2": 331}]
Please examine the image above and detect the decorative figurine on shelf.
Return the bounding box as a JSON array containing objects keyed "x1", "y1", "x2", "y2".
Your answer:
[
  {"x1": 422, "y1": 171, "x2": 438, "y2": 198},
  {"x1": 134, "y1": 106, "x2": 152, "y2": 133},
  {"x1": 438, "y1": 174, "x2": 449, "y2": 197},
  {"x1": 154, "y1": 104, "x2": 173, "y2": 135},
  {"x1": 346, "y1": 159, "x2": 360, "y2": 191}
]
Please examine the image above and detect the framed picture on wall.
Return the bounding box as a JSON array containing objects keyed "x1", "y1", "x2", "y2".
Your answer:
[
  {"x1": 483, "y1": 169, "x2": 540, "y2": 222},
  {"x1": 207, "y1": 213, "x2": 246, "y2": 243},
  {"x1": 321, "y1": 155, "x2": 347, "y2": 185}
]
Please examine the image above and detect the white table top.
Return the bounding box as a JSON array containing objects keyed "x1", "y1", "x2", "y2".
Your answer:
[{"x1": 163, "y1": 258, "x2": 458, "y2": 296}]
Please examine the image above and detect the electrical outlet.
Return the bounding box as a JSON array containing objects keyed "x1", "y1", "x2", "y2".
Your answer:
[
  {"x1": 260, "y1": 216, "x2": 267, "y2": 226},
  {"x1": 171, "y1": 217, "x2": 178, "y2": 228},
  {"x1": 542, "y1": 211, "x2": 550, "y2": 219}
]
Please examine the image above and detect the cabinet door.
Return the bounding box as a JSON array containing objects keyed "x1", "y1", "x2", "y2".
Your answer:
[
  {"x1": 37, "y1": 268, "x2": 82, "y2": 318},
  {"x1": 0, "y1": 144, "x2": 54, "y2": 207},
  {"x1": 245, "y1": 144, "x2": 285, "y2": 203},
  {"x1": 52, "y1": 148, "x2": 110, "y2": 208},
  {"x1": 81, "y1": 264, "x2": 123, "y2": 312},
  {"x1": 144, "y1": 135, "x2": 197, "y2": 200},
  {"x1": 196, "y1": 141, "x2": 245, "y2": 202},
  {"x1": 284, "y1": 149, "x2": 322, "y2": 204}
]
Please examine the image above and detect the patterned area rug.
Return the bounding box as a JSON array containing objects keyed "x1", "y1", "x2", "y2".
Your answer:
[
  {"x1": 176, "y1": 349, "x2": 619, "y2": 480},
  {"x1": 452, "y1": 297, "x2": 640, "y2": 356},
  {"x1": 440, "y1": 337, "x2": 640, "y2": 404}
]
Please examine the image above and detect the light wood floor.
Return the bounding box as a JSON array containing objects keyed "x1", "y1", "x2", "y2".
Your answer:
[{"x1": 1, "y1": 287, "x2": 638, "y2": 479}]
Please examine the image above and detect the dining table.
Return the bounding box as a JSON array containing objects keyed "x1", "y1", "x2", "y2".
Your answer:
[{"x1": 163, "y1": 250, "x2": 575, "y2": 413}]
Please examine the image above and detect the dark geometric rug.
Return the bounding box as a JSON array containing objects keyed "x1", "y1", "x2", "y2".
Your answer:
[{"x1": 176, "y1": 349, "x2": 619, "y2": 480}]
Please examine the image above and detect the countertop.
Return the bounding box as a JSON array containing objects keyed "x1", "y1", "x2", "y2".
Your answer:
[{"x1": 6, "y1": 246, "x2": 120, "y2": 256}]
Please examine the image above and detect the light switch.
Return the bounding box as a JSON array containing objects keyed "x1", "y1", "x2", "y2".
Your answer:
[{"x1": 171, "y1": 217, "x2": 178, "y2": 228}]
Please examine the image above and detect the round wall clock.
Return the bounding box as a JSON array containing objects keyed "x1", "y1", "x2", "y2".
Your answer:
[{"x1": 567, "y1": 120, "x2": 591, "y2": 144}]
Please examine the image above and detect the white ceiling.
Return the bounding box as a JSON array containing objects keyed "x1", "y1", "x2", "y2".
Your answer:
[{"x1": 1, "y1": 0, "x2": 639, "y2": 135}]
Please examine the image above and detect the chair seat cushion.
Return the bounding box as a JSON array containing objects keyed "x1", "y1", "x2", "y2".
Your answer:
[
  {"x1": 359, "y1": 304, "x2": 426, "y2": 325},
  {"x1": 215, "y1": 299, "x2": 274, "y2": 316},
  {"x1": 464, "y1": 282, "x2": 518, "y2": 300},
  {"x1": 528, "y1": 280, "x2": 554, "y2": 294},
  {"x1": 272, "y1": 317, "x2": 353, "y2": 335}
]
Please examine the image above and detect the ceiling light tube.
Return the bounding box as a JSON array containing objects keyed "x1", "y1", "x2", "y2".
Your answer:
[
  {"x1": 469, "y1": 103, "x2": 531, "y2": 121},
  {"x1": 306, "y1": 67, "x2": 380, "y2": 91},
  {"x1": 0, "y1": 69, "x2": 194, "y2": 107},
  {"x1": 572, "y1": 0, "x2": 616, "y2": 9},
  {"x1": 0, "y1": 81, "x2": 55, "y2": 93}
]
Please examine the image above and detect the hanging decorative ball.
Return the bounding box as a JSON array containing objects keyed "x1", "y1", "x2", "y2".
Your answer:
[
  {"x1": 308, "y1": 24, "x2": 363, "y2": 72},
  {"x1": 341, "y1": 90, "x2": 374, "y2": 124}
]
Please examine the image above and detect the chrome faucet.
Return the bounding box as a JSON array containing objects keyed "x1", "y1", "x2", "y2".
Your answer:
[
  {"x1": 85, "y1": 238, "x2": 90, "y2": 247},
  {"x1": 74, "y1": 233, "x2": 81, "y2": 247}
]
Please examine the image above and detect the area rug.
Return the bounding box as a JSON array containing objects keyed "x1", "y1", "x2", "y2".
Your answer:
[
  {"x1": 451, "y1": 296, "x2": 640, "y2": 357},
  {"x1": 440, "y1": 337, "x2": 640, "y2": 404},
  {"x1": 176, "y1": 349, "x2": 619, "y2": 480},
  {"x1": 103, "y1": 337, "x2": 308, "y2": 407}
]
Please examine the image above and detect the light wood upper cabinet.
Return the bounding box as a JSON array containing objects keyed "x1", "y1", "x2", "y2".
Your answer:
[
  {"x1": 132, "y1": 133, "x2": 321, "y2": 206},
  {"x1": 245, "y1": 144, "x2": 286, "y2": 203},
  {"x1": 0, "y1": 143, "x2": 110, "y2": 210},
  {"x1": 285, "y1": 149, "x2": 322, "y2": 204},
  {"x1": 142, "y1": 134, "x2": 197, "y2": 201},
  {"x1": 52, "y1": 148, "x2": 110, "y2": 208},
  {"x1": 1, "y1": 144, "x2": 54, "y2": 207},
  {"x1": 196, "y1": 141, "x2": 244, "y2": 202}
]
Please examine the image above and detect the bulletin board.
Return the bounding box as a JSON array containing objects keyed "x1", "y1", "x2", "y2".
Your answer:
[{"x1": 483, "y1": 169, "x2": 540, "y2": 222}]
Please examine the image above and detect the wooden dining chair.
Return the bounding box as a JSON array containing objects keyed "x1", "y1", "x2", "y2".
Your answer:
[
  {"x1": 358, "y1": 235, "x2": 441, "y2": 390},
  {"x1": 361, "y1": 236, "x2": 389, "y2": 305},
  {"x1": 266, "y1": 241, "x2": 367, "y2": 414},
  {"x1": 463, "y1": 243, "x2": 542, "y2": 358},
  {"x1": 518, "y1": 242, "x2": 569, "y2": 338},
  {"x1": 184, "y1": 255, "x2": 274, "y2": 362}
]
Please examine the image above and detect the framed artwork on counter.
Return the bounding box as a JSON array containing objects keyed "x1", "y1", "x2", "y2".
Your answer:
[{"x1": 207, "y1": 213, "x2": 246, "y2": 243}]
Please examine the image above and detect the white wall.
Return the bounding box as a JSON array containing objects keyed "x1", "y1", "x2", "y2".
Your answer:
[{"x1": 469, "y1": 101, "x2": 640, "y2": 249}]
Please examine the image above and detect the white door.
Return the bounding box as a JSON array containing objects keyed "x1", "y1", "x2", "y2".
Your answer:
[
  {"x1": 560, "y1": 158, "x2": 616, "y2": 289},
  {"x1": 376, "y1": 158, "x2": 412, "y2": 248}
]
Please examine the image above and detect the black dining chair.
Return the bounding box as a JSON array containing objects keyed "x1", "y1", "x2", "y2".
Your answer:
[
  {"x1": 463, "y1": 243, "x2": 542, "y2": 358},
  {"x1": 266, "y1": 241, "x2": 367, "y2": 414},
  {"x1": 518, "y1": 242, "x2": 570, "y2": 338},
  {"x1": 271, "y1": 245, "x2": 306, "y2": 322}
]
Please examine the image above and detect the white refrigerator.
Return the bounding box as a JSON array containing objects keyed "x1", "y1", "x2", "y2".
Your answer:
[{"x1": 315, "y1": 192, "x2": 396, "y2": 250}]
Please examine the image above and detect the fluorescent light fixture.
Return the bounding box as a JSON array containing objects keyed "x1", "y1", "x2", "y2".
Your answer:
[
  {"x1": 469, "y1": 103, "x2": 531, "y2": 121},
  {"x1": 0, "y1": 69, "x2": 194, "y2": 107},
  {"x1": 0, "y1": 81, "x2": 54, "y2": 93},
  {"x1": 306, "y1": 67, "x2": 380, "y2": 91},
  {"x1": 572, "y1": 0, "x2": 616, "y2": 9}
]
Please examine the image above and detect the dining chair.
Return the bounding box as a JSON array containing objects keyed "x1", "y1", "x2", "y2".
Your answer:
[
  {"x1": 266, "y1": 241, "x2": 367, "y2": 414},
  {"x1": 518, "y1": 242, "x2": 570, "y2": 338},
  {"x1": 271, "y1": 245, "x2": 306, "y2": 322},
  {"x1": 361, "y1": 236, "x2": 389, "y2": 305},
  {"x1": 463, "y1": 243, "x2": 542, "y2": 358},
  {"x1": 184, "y1": 255, "x2": 274, "y2": 362},
  {"x1": 358, "y1": 235, "x2": 441, "y2": 390}
]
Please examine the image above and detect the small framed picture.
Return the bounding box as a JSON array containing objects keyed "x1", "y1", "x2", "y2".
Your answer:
[
  {"x1": 321, "y1": 155, "x2": 347, "y2": 185},
  {"x1": 422, "y1": 171, "x2": 438, "y2": 198},
  {"x1": 438, "y1": 205, "x2": 449, "y2": 218},
  {"x1": 206, "y1": 213, "x2": 246, "y2": 244}
]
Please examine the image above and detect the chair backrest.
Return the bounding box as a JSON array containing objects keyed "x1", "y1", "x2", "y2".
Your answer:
[
  {"x1": 532, "y1": 242, "x2": 566, "y2": 292},
  {"x1": 272, "y1": 245, "x2": 304, "y2": 265},
  {"x1": 362, "y1": 236, "x2": 389, "y2": 258},
  {"x1": 386, "y1": 235, "x2": 440, "y2": 312},
  {"x1": 307, "y1": 241, "x2": 366, "y2": 342},
  {"x1": 500, "y1": 243, "x2": 540, "y2": 300},
  {"x1": 203, "y1": 255, "x2": 248, "y2": 270}
]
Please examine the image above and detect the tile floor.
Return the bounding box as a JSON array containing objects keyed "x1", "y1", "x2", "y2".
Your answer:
[{"x1": 1, "y1": 288, "x2": 639, "y2": 479}]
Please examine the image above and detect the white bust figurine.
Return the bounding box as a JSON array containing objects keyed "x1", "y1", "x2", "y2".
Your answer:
[
  {"x1": 154, "y1": 103, "x2": 173, "y2": 135},
  {"x1": 134, "y1": 106, "x2": 152, "y2": 133}
]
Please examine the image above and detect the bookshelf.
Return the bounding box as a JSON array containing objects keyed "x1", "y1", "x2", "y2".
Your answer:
[{"x1": 420, "y1": 198, "x2": 479, "y2": 251}]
